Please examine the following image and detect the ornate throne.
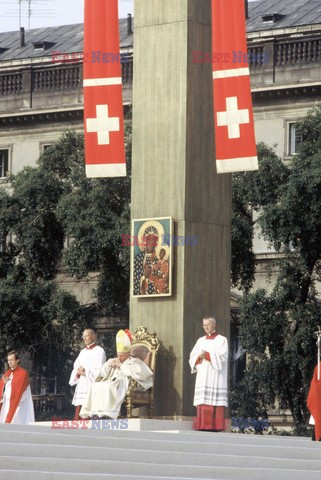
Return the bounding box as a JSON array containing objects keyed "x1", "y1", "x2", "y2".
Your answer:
[{"x1": 125, "y1": 325, "x2": 159, "y2": 418}]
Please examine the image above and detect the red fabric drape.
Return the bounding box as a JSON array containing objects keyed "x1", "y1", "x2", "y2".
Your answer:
[
  {"x1": 307, "y1": 362, "x2": 321, "y2": 441},
  {"x1": 211, "y1": 0, "x2": 258, "y2": 173},
  {"x1": 0, "y1": 366, "x2": 29, "y2": 423},
  {"x1": 83, "y1": 0, "x2": 126, "y2": 177}
]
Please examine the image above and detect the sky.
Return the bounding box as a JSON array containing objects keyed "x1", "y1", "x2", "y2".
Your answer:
[
  {"x1": 0, "y1": 0, "x2": 256, "y2": 34},
  {"x1": 0, "y1": 0, "x2": 134, "y2": 33}
]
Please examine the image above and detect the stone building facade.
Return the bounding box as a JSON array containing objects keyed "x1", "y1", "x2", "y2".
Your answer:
[
  {"x1": 246, "y1": 0, "x2": 321, "y2": 295},
  {"x1": 1, "y1": 1, "x2": 321, "y2": 376}
]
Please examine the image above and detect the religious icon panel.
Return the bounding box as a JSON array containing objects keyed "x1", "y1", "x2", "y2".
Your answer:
[{"x1": 131, "y1": 217, "x2": 173, "y2": 297}]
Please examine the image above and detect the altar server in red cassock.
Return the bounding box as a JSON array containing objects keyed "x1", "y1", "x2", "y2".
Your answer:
[
  {"x1": 190, "y1": 316, "x2": 228, "y2": 430},
  {"x1": 0, "y1": 351, "x2": 35, "y2": 424},
  {"x1": 69, "y1": 328, "x2": 106, "y2": 419},
  {"x1": 307, "y1": 362, "x2": 321, "y2": 441}
]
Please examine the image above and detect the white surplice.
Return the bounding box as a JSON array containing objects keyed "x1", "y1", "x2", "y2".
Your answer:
[
  {"x1": 69, "y1": 345, "x2": 106, "y2": 406},
  {"x1": 0, "y1": 374, "x2": 35, "y2": 424},
  {"x1": 189, "y1": 334, "x2": 228, "y2": 406},
  {"x1": 79, "y1": 356, "x2": 153, "y2": 419}
]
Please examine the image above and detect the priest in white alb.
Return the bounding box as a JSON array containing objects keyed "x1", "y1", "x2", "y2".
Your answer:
[
  {"x1": 80, "y1": 329, "x2": 153, "y2": 419},
  {"x1": 69, "y1": 328, "x2": 106, "y2": 419},
  {"x1": 189, "y1": 316, "x2": 228, "y2": 430}
]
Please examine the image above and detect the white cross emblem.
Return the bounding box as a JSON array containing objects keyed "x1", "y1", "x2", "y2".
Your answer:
[
  {"x1": 216, "y1": 96, "x2": 249, "y2": 139},
  {"x1": 86, "y1": 104, "x2": 119, "y2": 145}
]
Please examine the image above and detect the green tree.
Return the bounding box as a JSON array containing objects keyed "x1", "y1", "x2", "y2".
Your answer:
[
  {"x1": 0, "y1": 129, "x2": 131, "y2": 398},
  {"x1": 39, "y1": 130, "x2": 131, "y2": 312},
  {"x1": 231, "y1": 142, "x2": 289, "y2": 292},
  {"x1": 231, "y1": 108, "x2": 321, "y2": 432},
  {"x1": 0, "y1": 174, "x2": 86, "y2": 401}
]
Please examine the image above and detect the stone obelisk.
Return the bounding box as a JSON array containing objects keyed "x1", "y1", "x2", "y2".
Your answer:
[{"x1": 130, "y1": 0, "x2": 231, "y2": 417}]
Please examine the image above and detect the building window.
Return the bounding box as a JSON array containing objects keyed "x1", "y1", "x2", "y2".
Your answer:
[
  {"x1": 262, "y1": 13, "x2": 286, "y2": 24},
  {"x1": 40, "y1": 143, "x2": 53, "y2": 154},
  {"x1": 288, "y1": 123, "x2": 302, "y2": 155},
  {"x1": 0, "y1": 150, "x2": 9, "y2": 178}
]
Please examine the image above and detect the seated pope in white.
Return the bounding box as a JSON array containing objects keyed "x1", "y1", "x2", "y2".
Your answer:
[{"x1": 80, "y1": 329, "x2": 153, "y2": 419}]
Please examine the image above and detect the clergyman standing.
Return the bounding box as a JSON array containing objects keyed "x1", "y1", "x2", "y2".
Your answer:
[
  {"x1": 189, "y1": 316, "x2": 228, "y2": 431},
  {"x1": 69, "y1": 328, "x2": 106, "y2": 419}
]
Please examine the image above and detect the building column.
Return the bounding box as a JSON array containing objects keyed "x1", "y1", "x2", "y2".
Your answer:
[{"x1": 130, "y1": 0, "x2": 231, "y2": 417}]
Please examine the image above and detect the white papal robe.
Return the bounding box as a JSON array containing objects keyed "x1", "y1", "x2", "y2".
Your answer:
[
  {"x1": 69, "y1": 345, "x2": 106, "y2": 406},
  {"x1": 189, "y1": 334, "x2": 228, "y2": 406},
  {"x1": 79, "y1": 356, "x2": 153, "y2": 419}
]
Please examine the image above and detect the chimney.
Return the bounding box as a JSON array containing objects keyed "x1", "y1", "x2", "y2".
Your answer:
[
  {"x1": 127, "y1": 13, "x2": 132, "y2": 35},
  {"x1": 245, "y1": 0, "x2": 249, "y2": 19},
  {"x1": 20, "y1": 27, "x2": 25, "y2": 47}
]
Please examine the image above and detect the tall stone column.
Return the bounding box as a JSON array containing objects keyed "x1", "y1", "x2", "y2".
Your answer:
[{"x1": 130, "y1": 0, "x2": 231, "y2": 417}]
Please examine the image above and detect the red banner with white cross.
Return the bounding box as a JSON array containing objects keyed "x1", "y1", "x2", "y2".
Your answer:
[
  {"x1": 84, "y1": 0, "x2": 126, "y2": 177},
  {"x1": 212, "y1": 0, "x2": 258, "y2": 173}
]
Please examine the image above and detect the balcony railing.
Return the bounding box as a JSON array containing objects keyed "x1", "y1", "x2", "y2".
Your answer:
[
  {"x1": 0, "y1": 72, "x2": 23, "y2": 95},
  {"x1": 0, "y1": 52, "x2": 133, "y2": 97},
  {"x1": 32, "y1": 66, "x2": 81, "y2": 91},
  {"x1": 276, "y1": 39, "x2": 321, "y2": 65},
  {"x1": 1, "y1": 37, "x2": 321, "y2": 97}
]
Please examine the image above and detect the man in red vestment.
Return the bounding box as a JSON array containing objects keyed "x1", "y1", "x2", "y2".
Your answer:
[
  {"x1": 0, "y1": 351, "x2": 35, "y2": 424},
  {"x1": 307, "y1": 361, "x2": 321, "y2": 441}
]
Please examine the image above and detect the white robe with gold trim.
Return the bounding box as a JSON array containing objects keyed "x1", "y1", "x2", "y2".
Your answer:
[{"x1": 79, "y1": 357, "x2": 153, "y2": 419}]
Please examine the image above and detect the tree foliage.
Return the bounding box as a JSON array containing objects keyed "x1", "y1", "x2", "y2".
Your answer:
[
  {"x1": 231, "y1": 142, "x2": 289, "y2": 292},
  {"x1": 0, "y1": 130, "x2": 131, "y2": 392},
  {"x1": 39, "y1": 129, "x2": 131, "y2": 311},
  {"x1": 231, "y1": 107, "x2": 321, "y2": 432}
]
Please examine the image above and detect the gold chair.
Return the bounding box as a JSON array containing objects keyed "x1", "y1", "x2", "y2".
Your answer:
[{"x1": 125, "y1": 325, "x2": 159, "y2": 418}]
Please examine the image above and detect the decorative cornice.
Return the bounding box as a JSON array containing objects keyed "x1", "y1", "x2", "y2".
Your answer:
[
  {"x1": 0, "y1": 108, "x2": 83, "y2": 127},
  {"x1": 0, "y1": 103, "x2": 132, "y2": 128},
  {"x1": 247, "y1": 23, "x2": 321, "y2": 41},
  {"x1": 252, "y1": 82, "x2": 321, "y2": 100}
]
